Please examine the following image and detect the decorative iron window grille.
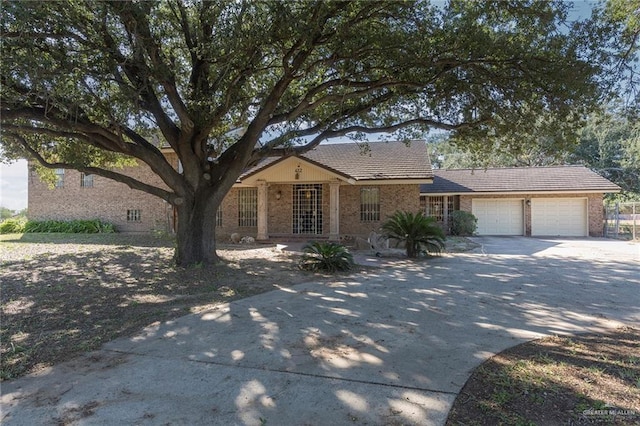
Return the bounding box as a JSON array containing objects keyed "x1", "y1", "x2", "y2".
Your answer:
[
  {"x1": 80, "y1": 173, "x2": 93, "y2": 188},
  {"x1": 238, "y1": 188, "x2": 258, "y2": 227},
  {"x1": 127, "y1": 209, "x2": 141, "y2": 222},
  {"x1": 426, "y1": 196, "x2": 456, "y2": 221},
  {"x1": 360, "y1": 187, "x2": 380, "y2": 222},
  {"x1": 215, "y1": 205, "x2": 222, "y2": 227},
  {"x1": 427, "y1": 196, "x2": 445, "y2": 221},
  {"x1": 54, "y1": 168, "x2": 65, "y2": 188},
  {"x1": 293, "y1": 184, "x2": 323, "y2": 234}
]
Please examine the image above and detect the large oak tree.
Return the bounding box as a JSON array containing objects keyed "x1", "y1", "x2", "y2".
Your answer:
[{"x1": 0, "y1": 0, "x2": 624, "y2": 265}]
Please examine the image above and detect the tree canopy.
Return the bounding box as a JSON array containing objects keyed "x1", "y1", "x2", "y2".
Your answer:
[
  {"x1": 603, "y1": 0, "x2": 640, "y2": 109},
  {"x1": 0, "y1": 0, "x2": 632, "y2": 264},
  {"x1": 429, "y1": 108, "x2": 640, "y2": 200},
  {"x1": 572, "y1": 110, "x2": 640, "y2": 200}
]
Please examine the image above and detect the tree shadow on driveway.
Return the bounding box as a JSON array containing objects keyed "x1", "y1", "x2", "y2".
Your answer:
[
  {"x1": 0, "y1": 244, "x2": 305, "y2": 381},
  {"x1": 2, "y1": 248, "x2": 639, "y2": 425}
]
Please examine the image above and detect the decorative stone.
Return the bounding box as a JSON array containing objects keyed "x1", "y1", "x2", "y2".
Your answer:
[
  {"x1": 368, "y1": 231, "x2": 389, "y2": 250},
  {"x1": 354, "y1": 236, "x2": 374, "y2": 251},
  {"x1": 230, "y1": 232, "x2": 241, "y2": 243},
  {"x1": 240, "y1": 236, "x2": 255, "y2": 244}
]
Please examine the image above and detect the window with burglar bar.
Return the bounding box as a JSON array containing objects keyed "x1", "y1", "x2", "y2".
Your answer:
[
  {"x1": 127, "y1": 209, "x2": 141, "y2": 222},
  {"x1": 425, "y1": 196, "x2": 456, "y2": 221},
  {"x1": 238, "y1": 188, "x2": 257, "y2": 227},
  {"x1": 293, "y1": 184, "x2": 323, "y2": 234},
  {"x1": 215, "y1": 205, "x2": 222, "y2": 226},
  {"x1": 80, "y1": 173, "x2": 93, "y2": 188},
  {"x1": 54, "y1": 168, "x2": 64, "y2": 188},
  {"x1": 427, "y1": 196, "x2": 445, "y2": 221},
  {"x1": 360, "y1": 187, "x2": 380, "y2": 222}
]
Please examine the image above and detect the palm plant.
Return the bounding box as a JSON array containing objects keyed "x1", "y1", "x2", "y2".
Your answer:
[
  {"x1": 382, "y1": 211, "x2": 445, "y2": 258},
  {"x1": 300, "y1": 241, "x2": 354, "y2": 272}
]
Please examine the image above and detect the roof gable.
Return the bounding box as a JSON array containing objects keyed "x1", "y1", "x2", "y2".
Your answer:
[
  {"x1": 421, "y1": 166, "x2": 620, "y2": 194},
  {"x1": 240, "y1": 141, "x2": 432, "y2": 183},
  {"x1": 239, "y1": 156, "x2": 352, "y2": 185}
]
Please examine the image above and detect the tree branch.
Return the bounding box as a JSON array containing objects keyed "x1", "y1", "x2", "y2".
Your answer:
[
  {"x1": 111, "y1": 2, "x2": 194, "y2": 134},
  {"x1": 98, "y1": 17, "x2": 181, "y2": 149},
  {"x1": 4, "y1": 132, "x2": 175, "y2": 202},
  {"x1": 2, "y1": 123, "x2": 121, "y2": 152},
  {"x1": 3, "y1": 108, "x2": 184, "y2": 197},
  {"x1": 1, "y1": 106, "x2": 128, "y2": 153}
]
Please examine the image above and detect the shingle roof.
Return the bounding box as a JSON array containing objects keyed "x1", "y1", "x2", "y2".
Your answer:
[
  {"x1": 421, "y1": 166, "x2": 620, "y2": 194},
  {"x1": 241, "y1": 141, "x2": 432, "y2": 181}
]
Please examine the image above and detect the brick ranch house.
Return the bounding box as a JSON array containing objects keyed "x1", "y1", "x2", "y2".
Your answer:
[
  {"x1": 28, "y1": 141, "x2": 432, "y2": 240},
  {"x1": 28, "y1": 142, "x2": 621, "y2": 239},
  {"x1": 420, "y1": 166, "x2": 621, "y2": 237}
]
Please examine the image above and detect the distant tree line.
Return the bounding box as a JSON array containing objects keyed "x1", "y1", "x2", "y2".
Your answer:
[
  {"x1": 429, "y1": 107, "x2": 640, "y2": 201},
  {"x1": 0, "y1": 207, "x2": 27, "y2": 220}
]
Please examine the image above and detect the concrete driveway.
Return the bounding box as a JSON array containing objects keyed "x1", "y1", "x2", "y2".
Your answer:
[{"x1": 2, "y1": 238, "x2": 639, "y2": 425}]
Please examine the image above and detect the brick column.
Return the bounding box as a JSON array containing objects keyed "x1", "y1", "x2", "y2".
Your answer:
[
  {"x1": 329, "y1": 181, "x2": 340, "y2": 240},
  {"x1": 257, "y1": 180, "x2": 268, "y2": 240}
]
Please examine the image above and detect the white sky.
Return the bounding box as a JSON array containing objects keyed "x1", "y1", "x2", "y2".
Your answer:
[
  {"x1": 0, "y1": 1, "x2": 595, "y2": 212},
  {"x1": 0, "y1": 159, "x2": 28, "y2": 211}
]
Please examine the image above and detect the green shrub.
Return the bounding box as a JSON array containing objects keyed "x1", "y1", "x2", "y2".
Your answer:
[
  {"x1": 382, "y1": 211, "x2": 445, "y2": 258},
  {"x1": 300, "y1": 241, "x2": 354, "y2": 272},
  {"x1": 449, "y1": 210, "x2": 478, "y2": 236},
  {"x1": 96, "y1": 221, "x2": 116, "y2": 233},
  {"x1": 0, "y1": 217, "x2": 27, "y2": 234},
  {"x1": 20, "y1": 219, "x2": 116, "y2": 234}
]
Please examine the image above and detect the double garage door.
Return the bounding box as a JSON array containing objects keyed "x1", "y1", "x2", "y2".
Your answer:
[{"x1": 472, "y1": 198, "x2": 588, "y2": 236}]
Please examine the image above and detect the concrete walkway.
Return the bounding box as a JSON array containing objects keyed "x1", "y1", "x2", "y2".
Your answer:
[{"x1": 2, "y1": 238, "x2": 639, "y2": 425}]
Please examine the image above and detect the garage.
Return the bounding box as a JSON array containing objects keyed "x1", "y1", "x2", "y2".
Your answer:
[
  {"x1": 472, "y1": 199, "x2": 524, "y2": 235},
  {"x1": 531, "y1": 198, "x2": 588, "y2": 236}
]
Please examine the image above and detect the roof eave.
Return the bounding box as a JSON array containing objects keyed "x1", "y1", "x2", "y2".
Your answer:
[
  {"x1": 421, "y1": 188, "x2": 621, "y2": 195},
  {"x1": 356, "y1": 178, "x2": 433, "y2": 185}
]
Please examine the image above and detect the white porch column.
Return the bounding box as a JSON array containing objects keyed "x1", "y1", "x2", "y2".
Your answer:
[
  {"x1": 257, "y1": 180, "x2": 268, "y2": 240},
  {"x1": 329, "y1": 181, "x2": 340, "y2": 240}
]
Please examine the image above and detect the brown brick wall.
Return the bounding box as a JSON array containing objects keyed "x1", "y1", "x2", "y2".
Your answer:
[
  {"x1": 265, "y1": 184, "x2": 331, "y2": 237},
  {"x1": 587, "y1": 193, "x2": 605, "y2": 237},
  {"x1": 268, "y1": 184, "x2": 293, "y2": 235},
  {"x1": 216, "y1": 183, "x2": 422, "y2": 240},
  {"x1": 29, "y1": 159, "x2": 423, "y2": 240},
  {"x1": 28, "y1": 164, "x2": 170, "y2": 233},
  {"x1": 214, "y1": 184, "x2": 330, "y2": 240},
  {"x1": 458, "y1": 193, "x2": 605, "y2": 237},
  {"x1": 215, "y1": 187, "x2": 257, "y2": 240},
  {"x1": 339, "y1": 184, "x2": 421, "y2": 238}
]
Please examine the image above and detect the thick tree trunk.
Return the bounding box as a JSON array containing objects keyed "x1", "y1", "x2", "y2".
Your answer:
[{"x1": 174, "y1": 195, "x2": 219, "y2": 266}]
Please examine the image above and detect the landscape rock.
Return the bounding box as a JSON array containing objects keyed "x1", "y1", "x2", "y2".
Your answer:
[
  {"x1": 354, "y1": 236, "x2": 374, "y2": 251},
  {"x1": 368, "y1": 231, "x2": 389, "y2": 250}
]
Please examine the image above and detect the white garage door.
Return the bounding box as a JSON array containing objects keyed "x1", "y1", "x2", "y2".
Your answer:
[
  {"x1": 472, "y1": 199, "x2": 524, "y2": 235},
  {"x1": 531, "y1": 198, "x2": 587, "y2": 236}
]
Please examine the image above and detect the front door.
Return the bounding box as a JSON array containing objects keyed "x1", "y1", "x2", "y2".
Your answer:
[{"x1": 293, "y1": 184, "x2": 323, "y2": 235}]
